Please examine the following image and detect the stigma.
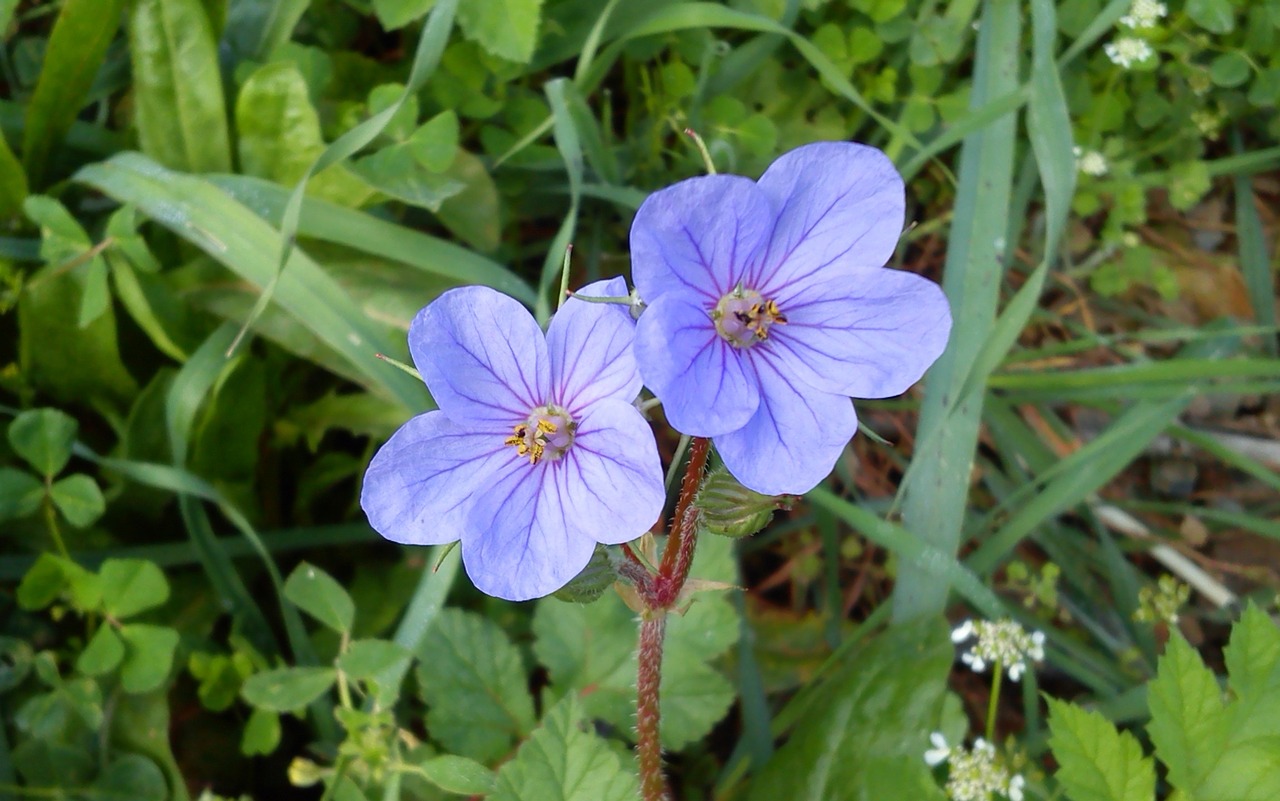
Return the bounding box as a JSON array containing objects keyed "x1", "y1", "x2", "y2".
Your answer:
[
  {"x1": 504, "y1": 405, "x2": 576, "y2": 464},
  {"x1": 711, "y1": 287, "x2": 788, "y2": 348}
]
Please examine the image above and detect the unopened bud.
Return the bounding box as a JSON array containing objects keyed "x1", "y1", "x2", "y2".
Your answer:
[
  {"x1": 696, "y1": 468, "x2": 791, "y2": 538},
  {"x1": 553, "y1": 545, "x2": 616, "y2": 603},
  {"x1": 288, "y1": 757, "x2": 327, "y2": 787}
]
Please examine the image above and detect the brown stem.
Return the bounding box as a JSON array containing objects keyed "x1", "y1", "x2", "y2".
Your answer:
[
  {"x1": 636, "y1": 613, "x2": 669, "y2": 801},
  {"x1": 658, "y1": 437, "x2": 710, "y2": 579}
]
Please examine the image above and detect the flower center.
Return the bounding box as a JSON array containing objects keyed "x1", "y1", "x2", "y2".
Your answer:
[
  {"x1": 504, "y1": 405, "x2": 576, "y2": 465},
  {"x1": 711, "y1": 287, "x2": 788, "y2": 348}
]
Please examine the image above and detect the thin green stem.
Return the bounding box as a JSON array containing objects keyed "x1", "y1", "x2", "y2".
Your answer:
[
  {"x1": 986, "y1": 662, "x2": 1003, "y2": 743},
  {"x1": 683, "y1": 128, "x2": 717, "y2": 175},
  {"x1": 557, "y1": 244, "x2": 573, "y2": 310},
  {"x1": 42, "y1": 493, "x2": 69, "y2": 560}
]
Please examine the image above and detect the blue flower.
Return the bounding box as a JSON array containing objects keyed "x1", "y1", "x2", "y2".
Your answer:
[
  {"x1": 361, "y1": 279, "x2": 665, "y2": 601},
  {"x1": 630, "y1": 142, "x2": 951, "y2": 495}
]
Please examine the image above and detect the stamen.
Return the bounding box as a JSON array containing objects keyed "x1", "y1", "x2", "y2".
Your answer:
[{"x1": 503, "y1": 406, "x2": 576, "y2": 465}]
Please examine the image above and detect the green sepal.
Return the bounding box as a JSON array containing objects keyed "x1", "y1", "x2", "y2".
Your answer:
[{"x1": 696, "y1": 468, "x2": 792, "y2": 539}]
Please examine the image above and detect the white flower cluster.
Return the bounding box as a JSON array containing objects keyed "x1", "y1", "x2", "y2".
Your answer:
[
  {"x1": 1072, "y1": 146, "x2": 1109, "y2": 177},
  {"x1": 1120, "y1": 0, "x2": 1168, "y2": 29},
  {"x1": 925, "y1": 733, "x2": 1026, "y2": 801},
  {"x1": 952, "y1": 619, "x2": 1046, "y2": 681},
  {"x1": 1105, "y1": 36, "x2": 1155, "y2": 69}
]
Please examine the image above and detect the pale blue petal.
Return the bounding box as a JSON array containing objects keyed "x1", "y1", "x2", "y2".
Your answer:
[
  {"x1": 361, "y1": 411, "x2": 509, "y2": 546},
  {"x1": 562, "y1": 399, "x2": 665, "y2": 545},
  {"x1": 753, "y1": 142, "x2": 904, "y2": 295},
  {"x1": 463, "y1": 459, "x2": 596, "y2": 601},
  {"x1": 547, "y1": 277, "x2": 641, "y2": 414},
  {"x1": 410, "y1": 286, "x2": 548, "y2": 427},
  {"x1": 714, "y1": 351, "x2": 859, "y2": 495},
  {"x1": 635, "y1": 294, "x2": 759, "y2": 437},
  {"x1": 767, "y1": 267, "x2": 952, "y2": 398},
  {"x1": 630, "y1": 175, "x2": 774, "y2": 304}
]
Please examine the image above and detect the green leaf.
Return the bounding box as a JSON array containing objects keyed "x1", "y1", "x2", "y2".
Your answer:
[
  {"x1": 746, "y1": 618, "x2": 952, "y2": 801},
  {"x1": 49, "y1": 474, "x2": 105, "y2": 528},
  {"x1": 1223, "y1": 604, "x2": 1280, "y2": 704},
  {"x1": 108, "y1": 690, "x2": 188, "y2": 801},
  {"x1": 533, "y1": 535, "x2": 739, "y2": 750},
  {"x1": 1210, "y1": 51, "x2": 1251, "y2": 88},
  {"x1": 457, "y1": 0, "x2": 545, "y2": 62},
  {"x1": 491, "y1": 695, "x2": 639, "y2": 801},
  {"x1": 1187, "y1": 0, "x2": 1235, "y2": 33},
  {"x1": 284, "y1": 562, "x2": 355, "y2": 634},
  {"x1": 77, "y1": 257, "x2": 110, "y2": 328},
  {"x1": 87, "y1": 754, "x2": 167, "y2": 801},
  {"x1": 418, "y1": 755, "x2": 497, "y2": 796},
  {"x1": 241, "y1": 666, "x2": 336, "y2": 712},
  {"x1": 374, "y1": 0, "x2": 438, "y2": 30},
  {"x1": 0, "y1": 126, "x2": 28, "y2": 219},
  {"x1": 0, "y1": 467, "x2": 44, "y2": 522},
  {"x1": 337, "y1": 639, "x2": 411, "y2": 682},
  {"x1": 241, "y1": 707, "x2": 282, "y2": 756},
  {"x1": 0, "y1": 637, "x2": 34, "y2": 693},
  {"x1": 350, "y1": 141, "x2": 464, "y2": 212},
  {"x1": 17, "y1": 553, "x2": 102, "y2": 612},
  {"x1": 20, "y1": 0, "x2": 126, "y2": 187},
  {"x1": 413, "y1": 608, "x2": 536, "y2": 763},
  {"x1": 100, "y1": 558, "x2": 171, "y2": 618},
  {"x1": 128, "y1": 0, "x2": 233, "y2": 172},
  {"x1": 1047, "y1": 698, "x2": 1155, "y2": 801},
  {"x1": 410, "y1": 111, "x2": 460, "y2": 172},
  {"x1": 1147, "y1": 634, "x2": 1229, "y2": 793},
  {"x1": 119, "y1": 624, "x2": 179, "y2": 693},
  {"x1": 8, "y1": 408, "x2": 77, "y2": 478},
  {"x1": 76, "y1": 625, "x2": 125, "y2": 677},
  {"x1": 223, "y1": 0, "x2": 309, "y2": 61}
]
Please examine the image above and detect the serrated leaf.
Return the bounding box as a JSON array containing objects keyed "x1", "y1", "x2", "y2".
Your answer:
[
  {"x1": 413, "y1": 608, "x2": 535, "y2": 763},
  {"x1": 419, "y1": 755, "x2": 497, "y2": 795},
  {"x1": 491, "y1": 696, "x2": 639, "y2": 801},
  {"x1": 77, "y1": 625, "x2": 125, "y2": 677},
  {"x1": 1223, "y1": 604, "x2": 1280, "y2": 705},
  {"x1": 0, "y1": 467, "x2": 44, "y2": 522},
  {"x1": 456, "y1": 0, "x2": 544, "y2": 63},
  {"x1": 87, "y1": 754, "x2": 167, "y2": 801},
  {"x1": 100, "y1": 559, "x2": 171, "y2": 619},
  {"x1": 49, "y1": 474, "x2": 105, "y2": 528},
  {"x1": 284, "y1": 562, "x2": 355, "y2": 633},
  {"x1": 1147, "y1": 634, "x2": 1229, "y2": 793},
  {"x1": 119, "y1": 624, "x2": 179, "y2": 693},
  {"x1": 8, "y1": 407, "x2": 78, "y2": 478},
  {"x1": 746, "y1": 618, "x2": 952, "y2": 801},
  {"x1": 241, "y1": 666, "x2": 336, "y2": 712},
  {"x1": 1047, "y1": 699, "x2": 1155, "y2": 801},
  {"x1": 532, "y1": 535, "x2": 739, "y2": 750},
  {"x1": 241, "y1": 707, "x2": 282, "y2": 756}
]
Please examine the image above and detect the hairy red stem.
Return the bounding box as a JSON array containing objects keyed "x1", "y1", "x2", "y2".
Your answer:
[{"x1": 637, "y1": 614, "x2": 669, "y2": 801}]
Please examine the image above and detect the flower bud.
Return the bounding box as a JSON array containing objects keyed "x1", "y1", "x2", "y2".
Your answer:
[
  {"x1": 553, "y1": 545, "x2": 616, "y2": 603},
  {"x1": 696, "y1": 468, "x2": 791, "y2": 538}
]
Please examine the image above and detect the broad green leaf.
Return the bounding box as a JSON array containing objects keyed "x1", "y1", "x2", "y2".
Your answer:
[
  {"x1": 1223, "y1": 604, "x2": 1280, "y2": 704},
  {"x1": 241, "y1": 666, "x2": 336, "y2": 712},
  {"x1": 374, "y1": 0, "x2": 437, "y2": 29},
  {"x1": 109, "y1": 690, "x2": 188, "y2": 801},
  {"x1": 413, "y1": 608, "x2": 536, "y2": 763},
  {"x1": 23, "y1": 194, "x2": 91, "y2": 263},
  {"x1": 75, "y1": 153, "x2": 427, "y2": 411},
  {"x1": 435, "y1": 149, "x2": 501, "y2": 252},
  {"x1": 533, "y1": 535, "x2": 739, "y2": 750},
  {"x1": 0, "y1": 468, "x2": 43, "y2": 522},
  {"x1": 1047, "y1": 699, "x2": 1155, "y2": 801},
  {"x1": 10, "y1": 740, "x2": 94, "y2": 788},
  {"x1": 747, "y1": 618, "x2": 951, "y2": 801},
  {"x1": 99, "y1": 558, "x2": 171, "y2": 619},
  {"x1": 0, "y1": 129, "x2": 27, "y2": 219},
  {"x1": 0, "y1": 637, "x2": 34, "y2": 693},
  {"x1": 1147, "y1": 634, "x2": 1229, "y2": 793},
  {"x1": 8, "y1": 408, "x2": 77, "y2": 478},
  {"x1": 351, "y1": 142, "x2": 463, "y2": 212},
  {"x1": 1210, "y1": 52, "x2": 1251, "y2": 87},
  {"x1": 337, "y1": 639, "x2": 411, "y2": 682},
  {"x1": 410, "y1": 111, "x2": 460, "y2": 172},
  {"x1": 491, "y1": 696, "x2": 639, "y2": 801},
  {"x1": 1187, "y1": 0, "x2": 1234, "y2": 32},
  {"x1": 241, "y1": 707, "x2": 282, "y2": 756},
  {"x1": 119, "y1": 624, "x2": 180, "y2": 693},
  {"x1": 224, "y1": 0, "x2": 309, "y2": 61},
  {"x1": 20, "y1": 0, "x2": 125, "y2": 187},
  {"x1": 457, "y1": 0, "x2": 545, "y2": 63},
  {"x1": 235, "y1": 62, "x2": 375, "y2": 206},
  {"x1": 49, "y1": 474, "x2": 105, "y2": 528},
  {"x1": 87, "y1": 754, "x2": 167, "y2": 801},
  {"x1": 17, "y1": 553, "x2": 102, "y2": 612},
  {"x1": 77, "y1": 257, "x2": 110, "y2": 328},
  {"x1": 367, "y1": 83, "x2": 420, "y2": 143},
  {"x1": 418, "y1": 755, "x2": 497, "y2": 796},
  {"x1": 76, "y1": 625, "x2": 125, "y2": 677},
  {"x1": 129, "y1": 0, "x2": 232, "y2": 172},
  {"x1": 284, "y1": 562, "x2": 355, "y2": 633}
]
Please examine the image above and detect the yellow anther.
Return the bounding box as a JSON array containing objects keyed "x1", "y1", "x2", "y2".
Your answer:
[{"x1": 536, "y1": 419, "x2": 558, "y2": 435}]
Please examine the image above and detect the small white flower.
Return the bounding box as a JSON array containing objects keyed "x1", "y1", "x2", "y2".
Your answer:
[
  {"x1": 1073, "y1": 146, "x2": 1109, "y2": 177},
  {"x1": 925, "y1": 731, "x2": 952, "y2": 766},
  {"x1": 1120, "y1": 0, "x2": 1167, "y2": 29},
  {"x1": 1105, "y1": 37, "x2": 1155, "y2": 69},
  {"x1": 1008, "y1": 774, "x2": 1026, "y2": 801},
  {"x1": 952, "y1": 619, "x2": 1046, "y2": 682},
  {"x1": 932, "y1": 736, "x2": 1023, "y2": 801}
]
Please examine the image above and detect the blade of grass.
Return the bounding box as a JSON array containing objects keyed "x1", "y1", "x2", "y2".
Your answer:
[
  {"x1": 892, "y1": 0, "x2": 1021, "y2": 623},
  {"x1": 536, "y1": 78, "x2": 584, "y2": 322},
  {"x1": 1231, "y1": 130, "x2": 1277, "y2": 358}
]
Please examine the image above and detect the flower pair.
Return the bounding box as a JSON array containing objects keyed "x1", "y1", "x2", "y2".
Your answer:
[{"x1": 362, "y1": 142, "x2": 952, "y2": 600}]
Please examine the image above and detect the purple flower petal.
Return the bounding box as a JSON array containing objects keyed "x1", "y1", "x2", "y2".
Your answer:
[
  {"x1": 411, "y1": 286, "x2": 548, "y2": 427},
  {"x1": 563, "y1": 398, "x2": 665, "y2": 545},
  {"x1": 714, "y1": 351, "x2": 859, "y2": 495},
  {"x1": 463, "y1": 458, "x2": 596, "y2": 601},
  {"x1": 361, "y1": 411, "x2": 510, "y2": 545},
  {"x1": 635, "y1": 293, "x2": 759, "y2": 437},
  {"x1": 753, "y1": 142, "x2": 904, "y2": 295},
  {"x1": 547, "y1": 277, "x2": 642, "y2": 414},
  {"x1": 630, "y1": 175, "x2": 774, "y2": 304},
  {"x1": 766, "y1": 267, "x2": 953, "y2": 398}
]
